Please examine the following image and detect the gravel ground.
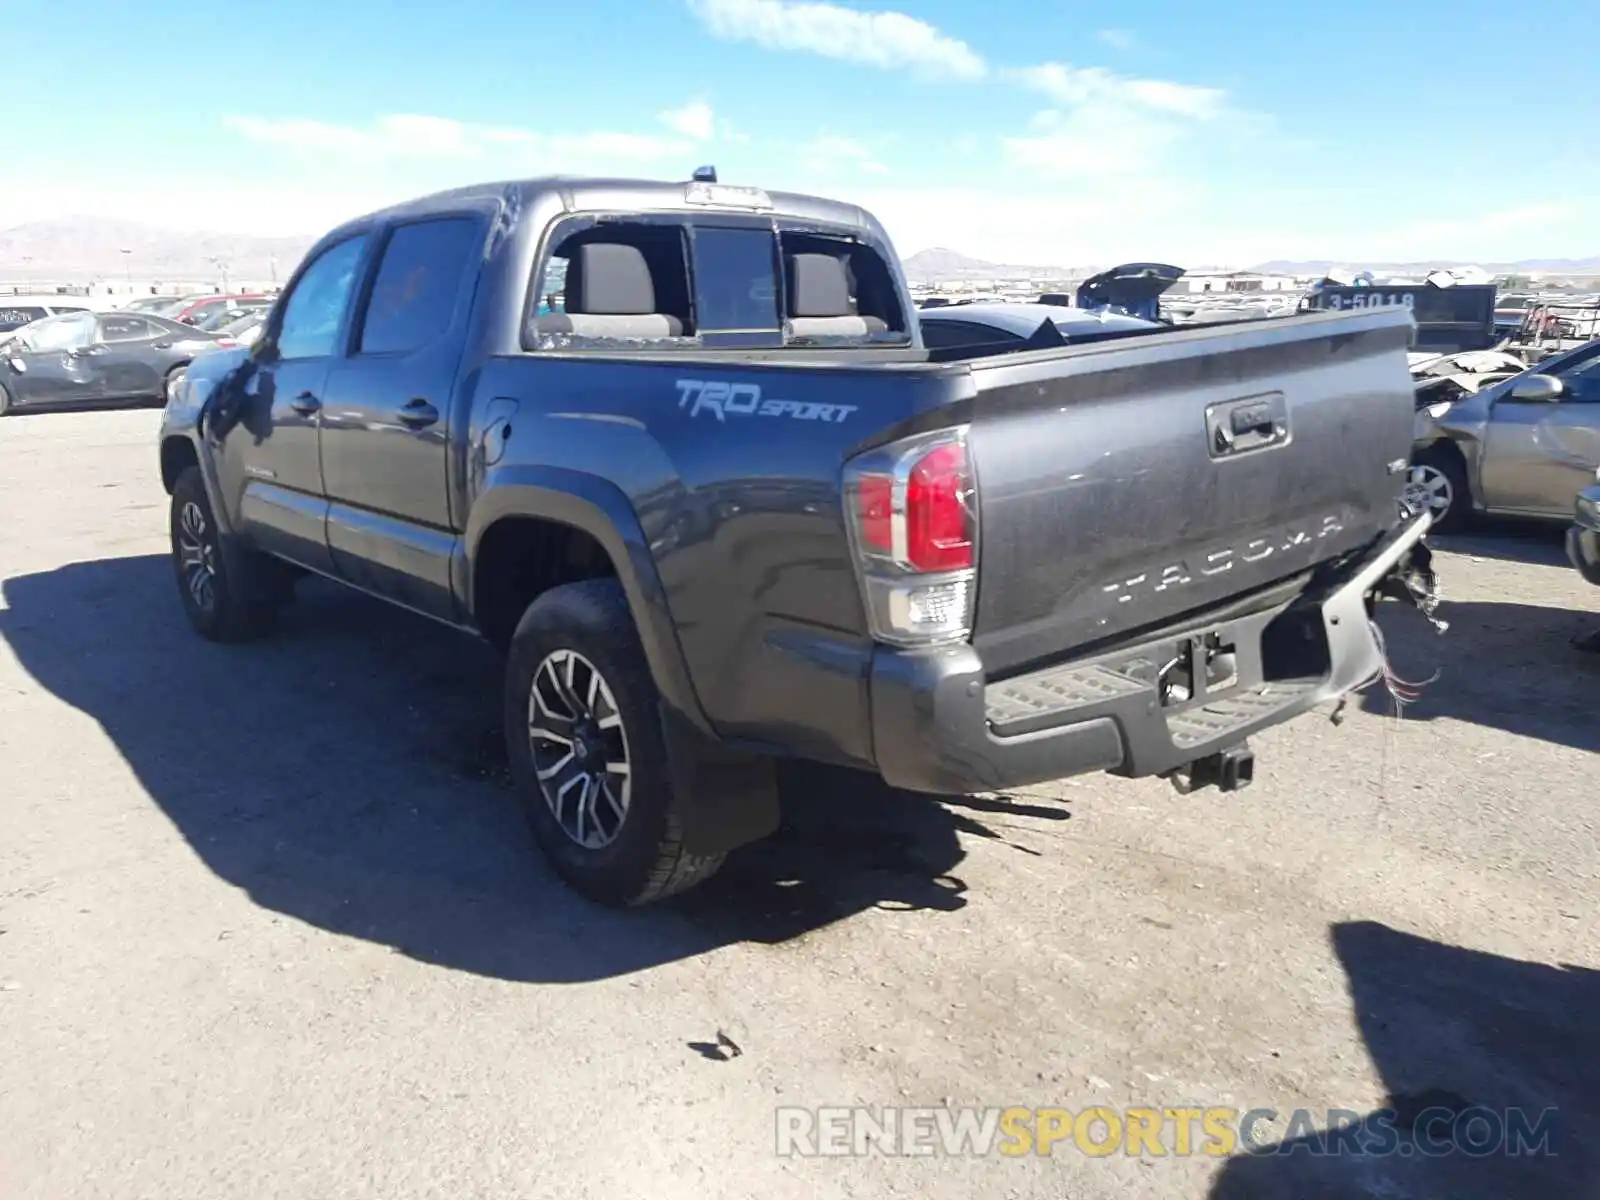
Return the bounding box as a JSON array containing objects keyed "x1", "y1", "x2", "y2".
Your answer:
[{"x1": 1, "y1": 409, "x2": 1596, "y2": 1200}]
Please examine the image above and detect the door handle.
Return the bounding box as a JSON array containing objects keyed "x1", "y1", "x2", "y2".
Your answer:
[
  {"x1": 397, "y1": 397, "x2": 439, "y2": 429},
  {"x1": 290, "y1": 391, "x2": 321, "y2": 416}
]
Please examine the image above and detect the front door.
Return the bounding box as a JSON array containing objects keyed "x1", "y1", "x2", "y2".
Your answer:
[
  {"x1": 318, "y1": 215, "x2": 481, "y2": 620},
  {"x1": 1480, "y1": 344, "x2": 1600, "y2": 517},
  {"x1": 210, "y1": 233, "x2": 373, "y2": 575}
]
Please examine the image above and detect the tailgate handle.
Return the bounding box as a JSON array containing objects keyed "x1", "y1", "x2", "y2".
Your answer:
[
  {"x1": 1208, "y1": 392, "x2": 1288, "y2": 458},
  {"x1": 1231, "y1": 404, "x2": 1274, "y2": 436}
]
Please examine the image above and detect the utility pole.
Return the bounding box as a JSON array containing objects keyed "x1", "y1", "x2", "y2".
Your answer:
[
  {"x1": 208, "y1": 255, "x2": 231, "y2": 294},
  {"x1": 121, "y1": 247, "x2": 132, "y2": 291},
  {"x1": 21, "y1": 255, "x2": 32, "y2": 288}
]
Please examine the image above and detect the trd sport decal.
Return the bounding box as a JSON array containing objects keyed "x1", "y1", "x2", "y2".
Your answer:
[{"x1": 675, "y1": 379, "x2": 856, "y2": 424}]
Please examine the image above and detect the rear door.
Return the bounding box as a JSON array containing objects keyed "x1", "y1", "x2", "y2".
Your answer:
[
  {"x1": 318, "y1": 214, "x2": 482, "y2": 620},
  {"x1": 92, "y1": 313, "x2": 165, "y2": 401}
]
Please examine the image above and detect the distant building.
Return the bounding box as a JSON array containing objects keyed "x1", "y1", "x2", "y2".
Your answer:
[{"x1": 1175, "y1": 271, "x2": 1298, "y2": 295}]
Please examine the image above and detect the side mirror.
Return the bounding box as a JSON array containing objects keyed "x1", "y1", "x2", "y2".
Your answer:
[{"x1": 1510, "y1": 373, "x2": 1564, "y2": 402}]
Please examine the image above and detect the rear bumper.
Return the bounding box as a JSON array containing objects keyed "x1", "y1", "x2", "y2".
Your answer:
[
  {"x1": 870, "y1": 513, "x2": 1434, "y2": 794},
  {"x1": 1568, "y1": 486, "x2": 1600, "y2": 586}
]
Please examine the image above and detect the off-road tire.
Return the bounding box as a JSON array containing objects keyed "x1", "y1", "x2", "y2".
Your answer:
[
  {"x1": 503, "y1": 578, "x2": 725, "y2": 906},
  {"x1": 0, "y1": 381, "x2": 12, "y2": 416},
  {"x1": 169, "y1": 466, "x2": 284, "y2": 642}
]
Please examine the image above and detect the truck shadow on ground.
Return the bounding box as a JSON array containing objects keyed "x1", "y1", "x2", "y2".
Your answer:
[
  {"x1": 1209, "y1": 921, "x2": 1598, "y2": 1199},
  {"x1": 0, "y1": 554, "x2": 1067, "y2": 983},
  {"x1": 1363, "y1": 599, "x2": 1599, "y2": 754}
]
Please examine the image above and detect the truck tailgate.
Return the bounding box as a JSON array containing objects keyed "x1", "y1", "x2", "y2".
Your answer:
[{"x1": 964, "y1": 307, "x2": 1417, "y2": 674}]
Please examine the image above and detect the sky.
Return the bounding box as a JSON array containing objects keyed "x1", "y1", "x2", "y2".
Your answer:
[{"x1": 3, "y1": 0, "x2": 1597, "y2": 267}]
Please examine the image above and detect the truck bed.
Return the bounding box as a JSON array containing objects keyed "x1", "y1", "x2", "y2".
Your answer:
[{"x1": 498, "y1": 305, "x2": 1417, "y2": 748}]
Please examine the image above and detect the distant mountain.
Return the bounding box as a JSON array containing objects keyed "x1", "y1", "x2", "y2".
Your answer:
[
  {"x1": 901, "y1": 247, "x2": 1072, "y2": 283},
  {"x1": 0, "y1": 217, "x2": 315, "y2": 285}
]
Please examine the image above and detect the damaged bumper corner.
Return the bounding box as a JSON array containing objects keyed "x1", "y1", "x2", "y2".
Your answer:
[{"x1": 869, "y1": 513, "x2": 1441, "y2": 796}]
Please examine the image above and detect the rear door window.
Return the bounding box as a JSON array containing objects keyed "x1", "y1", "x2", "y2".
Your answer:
[
  {"x1": 98, "y1": 314, "x2": 157, "y2": 343},
  {"x1": 692, "y1": 227, "x2": 780, "y2": 335},
  {"x1": 357, "y1": 217, "x2": 480, "y2": 354}
]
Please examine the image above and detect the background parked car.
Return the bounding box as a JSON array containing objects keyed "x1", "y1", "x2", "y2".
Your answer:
[
  {"x1": 1409, "y1": 337, "x2": 1600, "y2": 529},
  {"x1": 0, "y1": 311, "x2": 236, "y2": 416},
  {"x1": 209, "y1": 311, "x2": 266, "y2": 346},
  {"x1": 192, "y1": 298, "x2": 272, "y2": 332},
  {"x1": 1, "y1": 295, "x2": 95, "y2": 334},
  {"x1": 168, "y1": 293, "x2": 268, "y2": 326},
  {"x1": 118, "y1": 296, "x2": 188, "y2": 315}
]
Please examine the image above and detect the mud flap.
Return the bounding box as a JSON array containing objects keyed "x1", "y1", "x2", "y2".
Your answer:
[{"x1": 659, "y1": 706, "x2": 781, "y2": 856}]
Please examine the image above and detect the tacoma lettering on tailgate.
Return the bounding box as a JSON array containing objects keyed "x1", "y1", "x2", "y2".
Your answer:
[{"x1": 1101, "y1": 514, "x2": 1346, "y2": 605}]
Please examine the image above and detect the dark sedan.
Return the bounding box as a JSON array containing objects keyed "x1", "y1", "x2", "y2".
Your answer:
[{"x1": 0, "y1": 311, "x2": 235, "y2": 415}]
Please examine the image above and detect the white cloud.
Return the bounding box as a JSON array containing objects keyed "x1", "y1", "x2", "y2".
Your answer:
[
  {"x1": 801, "y1": 135, "x2": 889, "y2": 175},
  {"x1": 998, "y1": 61, "x2": 1229, "y2": 183},
  {"x1": 222, "y1": 114, "x2": 693, "y2": 164},
  {"x1": 687, "y1": 0, "x2": 986, "y2": 80},
  {"x1": 1097, "y1": 28, "x2": 1136, "y2": 51},
  {"x1": 1003, "y1": 104, "x2": 1181, "y2": 178},
  {"x1": 658, "y1": 99, "x2": 716, "y2": 140},
  {"x1": 853, "y1": 183, "x2": 1185, "y2": 266},
  {"x1": 1010, "y1": 63, "x2": 1224, "y2": 118}
]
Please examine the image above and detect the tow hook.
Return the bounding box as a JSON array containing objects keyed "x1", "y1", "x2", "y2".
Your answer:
[{"x1": 1167, "y1": 741, "x2": 1255, "y2": 794}]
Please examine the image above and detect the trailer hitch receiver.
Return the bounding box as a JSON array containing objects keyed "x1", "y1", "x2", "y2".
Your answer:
[{"x1": 1169, "y1": 741, "x2": 1255, "y2": 794}]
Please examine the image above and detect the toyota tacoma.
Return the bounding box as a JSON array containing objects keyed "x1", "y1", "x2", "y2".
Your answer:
[{"x1": 159, "y1": 172, "x2": 1437, "y2": 906}]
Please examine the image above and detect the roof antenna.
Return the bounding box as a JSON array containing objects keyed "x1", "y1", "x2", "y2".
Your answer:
[{"x1": 692, "y1": 164, "x2": 718, "y2": 183}]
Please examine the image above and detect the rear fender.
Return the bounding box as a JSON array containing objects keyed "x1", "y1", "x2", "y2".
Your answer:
[
  {"x1": 464, "y1": 464, "x2": 712, "y2": 736},
  {"x1": 466, "y1": 467, "x2": 782, "y2": 853}
]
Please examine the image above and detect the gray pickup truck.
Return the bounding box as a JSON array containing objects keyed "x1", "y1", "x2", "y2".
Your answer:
[{"x1": 159, "y1": 172, "x2": 1436, "y2": 906}]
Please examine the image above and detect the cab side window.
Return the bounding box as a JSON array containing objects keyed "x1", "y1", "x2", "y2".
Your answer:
[
  {"x1": 98, "y1": 315, "x2": 156, "y2": 343},
  {"x1": 276, "y1": 235, "x2": 370, "y2": 360},
  {"x1": 357, "y1": 218, "x2": 480, "y2": 355}
]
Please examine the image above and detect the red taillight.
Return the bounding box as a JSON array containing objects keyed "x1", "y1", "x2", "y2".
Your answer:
[
  {"x1": 214, "y1": 338, "x2": 238, "y2": 349},
  {"x1": 905, "y1": 441, "x2": 973, "y2": 572},
  {"x1": 858, "y1": 475, "x2": 895, "y2": 554},
  {"x1": 848, "y1": 436, "x2": 975, "y2": 573},
  {"x1": 844, "y1": 427, "x2": 977, "y2": 647}
]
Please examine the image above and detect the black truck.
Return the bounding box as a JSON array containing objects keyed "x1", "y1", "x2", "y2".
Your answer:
[{"x1": 159, "y1": 173, "x2": 1436, "y2": 906}]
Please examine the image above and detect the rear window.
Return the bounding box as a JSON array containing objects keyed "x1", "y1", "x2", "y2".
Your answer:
[
  {"x1": 524, "y1": 217, "x2": 907, "y2": 350},
  {"x1": 692, "y1": 227, "x2": 780, "y2": 334},
  {"x1": 528, "y1": 222, "x2": 696, "y2": 348},
  {"x1": 777, "y1": 231, "x2": 907, "y2": 338}
]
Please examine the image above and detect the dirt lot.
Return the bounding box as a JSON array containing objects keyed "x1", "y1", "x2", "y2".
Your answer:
[{"x1": 2, "y1": 409, "x2": 1596, "y2": 1199}]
